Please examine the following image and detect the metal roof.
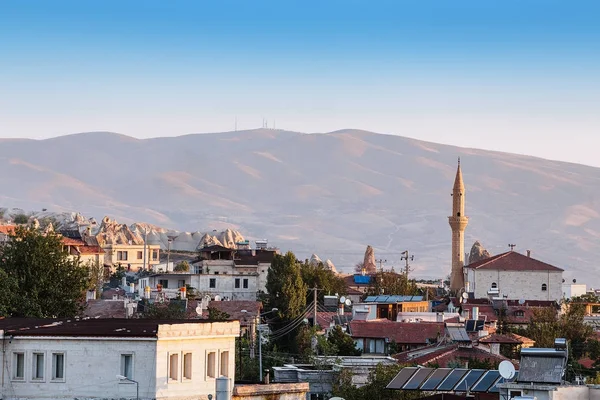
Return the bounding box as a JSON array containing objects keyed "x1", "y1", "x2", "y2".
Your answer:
[
  {"x1": 362, "y1": 295, "x2": 424, "y2": 303},
  {"x1": 387, "y1": 367, "x2": 510, "y2": 393},
  {"x1": 446, "y1": 326, "x2": 471, "y2": 342}
]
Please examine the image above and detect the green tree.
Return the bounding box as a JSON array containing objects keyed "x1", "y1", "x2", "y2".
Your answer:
[
  {"x1": 174, "y1": 260, "x2": 190, "y2": 272},
  {"x1": 207, "y1": 306, "x2": 230, "y2": 321},
  {"x1": 365, "y1": 271, "x2": 418, "y2": 297},
  {"x1": 86, "y1": 259, "x2": 104, "y2": 299},
  {"x1": 301, "y1": 261, "x2": 347, "y2": 304},
  {"x1": 12, "y1": 214, "x2": 29, "y2": 224},
  {"x1": 0, "y1": 226, "x2": 90, "y2": 317},
  {"x1": 0, "y1": 269, "x2": 17, "y2": 316},
  {"x1": 266, "y1": 251, "x2": 307, "y2": 320},
  {"x1": 327, "y1": 325, "x2": 361, "y2": 356},
  {"x1": 142, "y1": 301, "x2": 187, "y2": 319}
]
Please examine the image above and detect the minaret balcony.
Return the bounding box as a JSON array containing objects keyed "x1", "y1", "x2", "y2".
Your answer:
[{"x1": 448, "y1": 216, "x2": 469, "y2": 230}]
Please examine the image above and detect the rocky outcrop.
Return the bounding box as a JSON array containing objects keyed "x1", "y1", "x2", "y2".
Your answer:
[
  {"x1": 363, "y1": 245, "x2": 377, "y2": 274},
  {"x1": 324, "y1": 259, "x2": 338, "y2": 274},
  {"x1": 309, "y1": 254, "x2": 322, "y2": 266},
  {"x1": 468, "y1": 241, "x2": 491, "y2": 264}
]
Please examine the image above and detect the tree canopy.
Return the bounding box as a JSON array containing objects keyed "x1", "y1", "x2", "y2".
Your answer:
[
  {"x1": 301, "y1": 260, "x2": 347, "y2": 305},
  {"x1": 365, "y1": 271, "x2": 419, "y2": 298},
  {"x1": 265, "y1": 251, "x2": 308, "y2": 321},
  {"x1": 0, "y1": 226, "x2": 90, "y2": 318}
]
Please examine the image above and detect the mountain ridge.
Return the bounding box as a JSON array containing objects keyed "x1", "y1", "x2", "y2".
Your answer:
[{"x1": 1, "y1": 128, "x2": 599, "y2": 286}]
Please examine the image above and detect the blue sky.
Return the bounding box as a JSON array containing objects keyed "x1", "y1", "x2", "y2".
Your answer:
[{"x1": 1, "y1": 1, "x2": 599, "y2": 166}]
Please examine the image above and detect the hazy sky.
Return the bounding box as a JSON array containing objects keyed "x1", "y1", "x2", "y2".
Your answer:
[{"x1": 1, "y1": 1, "x2": 599, "y2": 166}]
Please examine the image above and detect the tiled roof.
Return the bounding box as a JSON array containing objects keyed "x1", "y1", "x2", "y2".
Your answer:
[
  {"x1": 78, "y1": 245, "x2": 104, "y2": 254},
  {"x1": 465, "y1": 251, "x2": 563, "y2": 272},
  {"x1": 349, "y1": 321, "x2": 444, "y2": 344},
  {"x1": 62, "y1": 237, "x2": 86, "y2": 246},
  {"x1": 478, "y1": 334, "x2": 522, "y2": 344},
  {"x1": 394, "y1": 343, "x2": 518, "y2": 368},
  {"x1": 0, "y1": 318, "x2": 215, "y2": 337},
  {"x1": 83, "y1": 300, "x2": 126, "y2": 318},
  {"x1": 461, "y1": 303, "x2": 555, "y2": 324},
  {"x1": 0, "y1": 225, "x2": 17, "y2": 234},
  {"x1": 191, "y1": 300, "x2": 263, "y2": 323}
]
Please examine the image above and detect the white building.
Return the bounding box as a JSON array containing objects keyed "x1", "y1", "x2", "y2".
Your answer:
[
  {"x1": 140, "y1": 245, "x2": 277, "y2": 301},
  {"x1": 562, "y1": 281, "x2": 587, "y2": 299},
  {"x1": 464, "y1": 250, "x2": 564, "y2": 302},
  {"x1": 0, "y1": 318, "x2": 239, "y2": 400}
]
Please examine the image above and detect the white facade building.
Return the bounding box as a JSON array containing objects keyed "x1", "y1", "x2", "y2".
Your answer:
[
  {"x1": 0, "y1": 318, "x2": 239, "y2": 400},
  {"x1": 141, "y1": 246, "x2": 277, "y2": 301},
  {"x1": 562, "y1": 282, "x2": 587, "y2": 299},
  {"x1": 464, "y1": 250, "x2": 564, "y2": 302}
]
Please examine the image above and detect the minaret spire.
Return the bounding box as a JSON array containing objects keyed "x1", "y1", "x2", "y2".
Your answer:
[{"x1": 449, "y1": 158, "x2": 469, "y2": 293}]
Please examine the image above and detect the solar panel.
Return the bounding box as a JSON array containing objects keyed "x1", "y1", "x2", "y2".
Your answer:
[
  {"x1": 437, "y1": 368, "x2": 468, "y2": 391},
  {"x1": 420, "y1": 368, "x2": 453, "y2": 390},
  {"x1": 465, "y1": 320, "x2": 476, "y2": 332},
  {"x1": 386, "y1": 367, "x2": 418, "y2": 389},
  {"x1": 412, "y1": 296, "x2": 424, "y2": 301},
  {"x1": 455, "y1": 369, "x2": 486, "y2": 392},
  {"x1": 403, "y1": 368, "x2": 434, "y2": 390},
  {"x1": 447, "y1": 326, "x2": 471, "y2": 342},
  {"x1": 471, "y1": 370, "x2": 501, "y2": 392},
  {"x1": 488, "y1": 376, "x2": 507, "y2": 393},
  {"x1": 364, "y1": 296, "x2": 377, "y2": 302},
  {"x1": 518, "y1": 353, "x2": 565, "y2": 383}
]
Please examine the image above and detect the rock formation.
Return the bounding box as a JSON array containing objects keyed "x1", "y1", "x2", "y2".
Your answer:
[
  {"x1": 363, "y1": 245, "x2": 377, "y2": 274},
  {"x1": 468, "y1": 241, "x2": 491, "y2": 264},
  {"x1": 324, "y1": 259, "x2": 338, "y2": 274},
  {"x1": 309, "y1": 254, "x2": 322, "y2": 266}
]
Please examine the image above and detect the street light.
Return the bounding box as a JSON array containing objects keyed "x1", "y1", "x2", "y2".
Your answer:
[{"x1": 116, "y1": 375, "x2": 139, "y2": 400}]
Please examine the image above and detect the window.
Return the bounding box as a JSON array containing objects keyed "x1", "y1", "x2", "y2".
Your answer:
[
  {"x1": 117, "y1": 251, "x2": 128, "y2": 261},
  {"x1": 214, "y1": 271, "x2": 219, "y2": 275},
  {"x1": 13, "y1": 353, "x2": 25, "y2": 380},
  {"x1": 209, "y1": 278, "x2": 216, "y2": 288},
  {"x1": 121, "y1": 354, "x2": 133, "y2": 380},
  {"x1": 52, "y1": 353, "x2": 65, "y2": 380},
  {"x1": 159, "y1": 279, "x2": 169, "y2": 289},
  {"x1": 541, "y1": 283, "x2": 547, "y2": 291},
  {"x1": 491, "y1": 282, "x2": 497, "y2": 289},
  {"x1": 514, "y1": 310, "x2": 525, "y2": 318},
  {"x1": 243, "y1": 279, "x2": 249, "y2": 289},
  {"x1": 194, "y1": 266, "x2": 202, "y2": 274},
  {"x1": 152, "y1": 250, "x2": 158, "y2": 260},
  {"x1": 235, "y1": 278, "x2": 240, "y2": 289},
  {"x1": 183, "y1": 353, "x2": 192, "y2": 380},
  {"x1": 178, "y1": 280, "x2": 186, "y2": 288},
  {"x1": 137, "y1": 251, "x2": 143, "y2": 260},
  {"x1": 33, "y1": 353, "x2": 44, "y2": 380},
  {"x1": 220, "y1": 351, "x2": 229, "y2": 377},
  {"x1": 207, "y1": 352, "x2": 216, "y2": 378},
  {"x1": 169, "y1": 353, "x2": 179, "y2": 381}
]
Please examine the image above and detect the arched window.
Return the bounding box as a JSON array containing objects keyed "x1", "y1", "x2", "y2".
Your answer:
[
  {"x1": 541, "y1": 283, "x2": 547, "y2": 291},
  {"x1": 514, "y1": 310, "x2": 524, "y2": 317},
  {"x1": 491, "y1": 282, "x2": 497, "y2": 289}
]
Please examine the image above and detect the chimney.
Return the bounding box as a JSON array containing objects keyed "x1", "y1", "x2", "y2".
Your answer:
[{"x1": 527, "y1": 250, "x2": 531, "y2": 257}]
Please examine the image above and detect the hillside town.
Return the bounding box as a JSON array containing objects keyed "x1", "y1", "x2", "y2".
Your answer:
[{"x1": 2, "y1": 161, "x2": 600, "y2": 400}]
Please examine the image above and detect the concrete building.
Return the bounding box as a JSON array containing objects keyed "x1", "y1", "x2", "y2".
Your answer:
[
  {"x1": 103, "y1": 242, "x2": 161, "y2": 271},
  {"x1": 449, "y1": 159, "x2": 468, "y2": 293},
  {"x1": 61, "y1": 237, "x2": 104, "y2": 265},
  {"x1": 563, "y1": 281, "x2": 587, "y2": 299},
  {"x1": 0, "y1": 318, "x2": 239, "y2": 400},
  {"x1": 140, "y1": 246, "x2": 278, "y2": 301},
  {"x1": 464, "y1": 250, "x2": 564, "y2": 302}
]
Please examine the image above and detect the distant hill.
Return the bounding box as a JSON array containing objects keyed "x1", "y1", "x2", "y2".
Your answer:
[{"x1": 1, "y1": 128, "x2": 599, "y2": 285}]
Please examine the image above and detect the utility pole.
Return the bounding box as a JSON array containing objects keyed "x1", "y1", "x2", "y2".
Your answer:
[
  {"x1": 142, "y1": 227, "x2": 147, "y2": 271},
  {"x1": 376, "y1": 259, "x2": 387, "y2": 272},
  {"x1": 508, "y1": 244, "x2": 516, "y2": 251},
  {"x1": 313, "y1": 287, "x2": 318, "y2": 328},
  {"x1": 401, "y1": 250, "x2": 414, "y2": 278}
]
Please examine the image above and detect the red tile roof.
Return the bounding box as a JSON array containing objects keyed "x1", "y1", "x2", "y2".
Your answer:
[
  {"x1": 191, "y1": 300, "x2": 263, "y2": 323},
  {"x1": 478, "y1": 334, "x2": 522, "y2": 344},
  {"x1": 349, "y1": 320, "x2": 444, "y2": 344},
  {"x1": 465, "y1": 251, "x2": 563, "y2": 272},
  {"x1": 0, "y1": 225, "x2": 17, "y2": 234},
  {"x1": 395, "y1": 343, "x2": 518, "y2": 368}
]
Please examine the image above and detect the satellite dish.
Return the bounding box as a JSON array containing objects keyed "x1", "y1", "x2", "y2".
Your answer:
[
  {"x1": 518, "y1": 299, "x2": 525, "y2": 305},
  {"x1": 345, "y1": 299, "x2": 351, "y2": 307},
  {"x1": 195, "y1": 306, "x2": 202, "y2": 315},
  {"x1": 462, "y1": 292, "x2": 468, "y2": 299},
  {"x1": 499, "y1": 360, "x2": 516, "y2": 380},
  {"x1": 214, "y1": 295, "x2": 221, "y2": 301},
  {"x1": 329, "y1": 398, "x2": 346, "y2": 400},
  {"x1": 339, "y1": 296, "x2": 347, "y2": 304}
]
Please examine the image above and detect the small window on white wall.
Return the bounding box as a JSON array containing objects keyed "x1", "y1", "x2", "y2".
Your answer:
[
  {"x1": 542, "y1": 283, "x2": 548, "y2": 291},
  {"x1": 220, "y1": 351, "x2": 229, "y2": 377},
  {"x1": 121, "y1": 354, "x2": 133, "y2": 379},
  {"x1": 33, "y1": 353, "x2": 45, "y2": 380},
  {"x1": 52, "y1": 353, "x2": 65, "y2": 381},
  {"x1": 169, "y1": 353, "x2": 179, "y2": 381},
  {"x1": 207, "y1": 352, "x2": 216, "y2": 378},
  {"x1": 183, "y1": 353, "x2": 192, "y2": 380},
  {"x1": 13, "y1": 353, "x2": 25, "y2": 380},
  {"x1": 491, "y1": 282, "x2": 497, "y2": 289}
]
